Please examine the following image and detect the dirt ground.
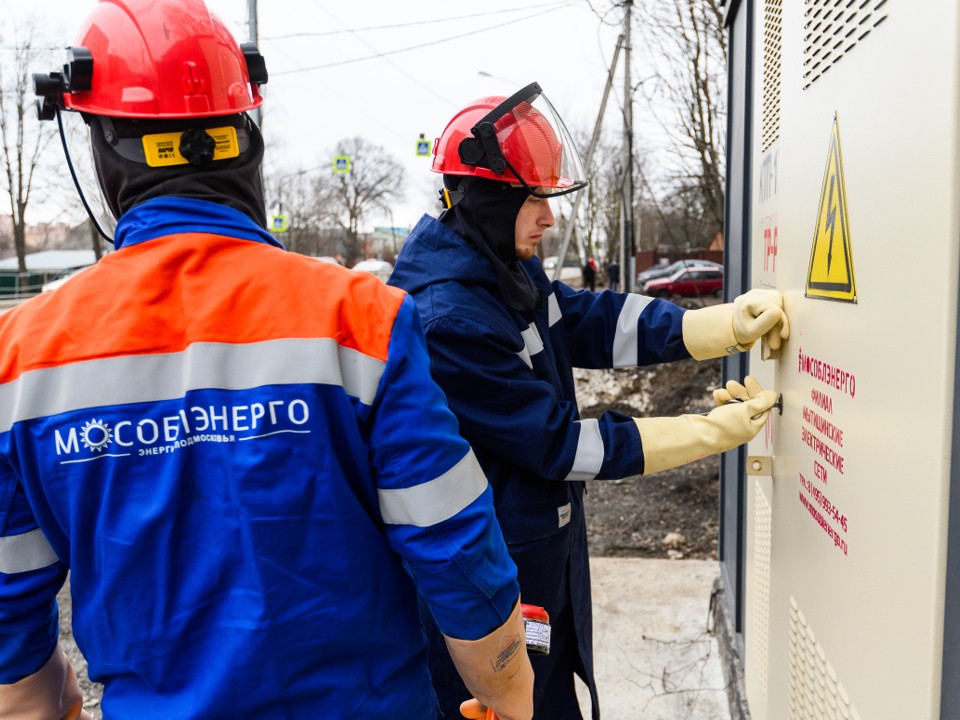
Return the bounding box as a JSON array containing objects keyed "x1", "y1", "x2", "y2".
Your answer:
[
  {"x1": 577, "y1": 357, "x2": 724, "y2": 560},
  {"x1": 60, "y1": 343, "x2": 724, "y2": 718}
]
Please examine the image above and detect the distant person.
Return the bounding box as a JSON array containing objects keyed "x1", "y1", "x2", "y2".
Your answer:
[
  {"x1": 389, "y1": 81, "x2": 789, "y2": 719},
  {"x1": 607, "y1": 260, "x2": 620, "y2": 292},
  {"x1": 582, "y1": 258, "x2": 597, "y2": 291},
  {"x1": 3, "y1": 1, "x2": 532, "y2": 718}
]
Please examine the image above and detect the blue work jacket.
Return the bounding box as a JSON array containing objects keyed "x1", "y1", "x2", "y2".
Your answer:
[
  {"x1": 0, "y1": 199, "x2": 519, "y2": 719},
  {"x1": 390, "y1": 214, "x2": 693, "y2": 711}
]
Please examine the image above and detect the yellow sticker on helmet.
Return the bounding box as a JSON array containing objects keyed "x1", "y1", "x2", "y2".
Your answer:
[{"x1": 141, "y1": 127, "x2": 240, "y2": 167}]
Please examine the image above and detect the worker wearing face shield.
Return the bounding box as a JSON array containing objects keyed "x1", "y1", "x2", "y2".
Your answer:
[
  {"x1": 389, "y1": 82, "x2": 788, "y2": 719},
  {"x1": 2, "y1": 2, "x2": 534, "y2": 718}
]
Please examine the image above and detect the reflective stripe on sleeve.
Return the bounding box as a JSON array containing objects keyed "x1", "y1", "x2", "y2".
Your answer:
[
  {"x1": 565, "y1": 418, "x2": 603, "y2": 481},
  {"x1": 521, "y1": 324, "x2": 544, "y2": 359},
  {"x1": 611, "y1": 294, "x2": 654, "y2": 368},
  {"x1": 547, "y1": 292, "x2": 562, "y2": 327},
  {"x1": 378, "y1": 450, "x2": 488, "y2": 527},
  {"x1": 0, "y1": 339, "x2": 386, "y2": 432},
  {"x1": 517, "y1": 323, "x2": 545, "y2": 369},
  {"x1": 517, "y1": 347, "x2": 533, "y2": 369},
  {"x1": 0, "y1": 529, "x2": 58, "y2": 574}
]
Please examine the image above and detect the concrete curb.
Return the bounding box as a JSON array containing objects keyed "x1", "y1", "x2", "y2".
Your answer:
[{"x1": 710, "y1": 576, "x2": 752, "y2": 720}]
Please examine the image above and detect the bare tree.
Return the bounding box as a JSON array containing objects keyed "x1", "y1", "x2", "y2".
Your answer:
[
  {"x1": 88, "y1": 218, "x2": 105, "y2": 261},
  {"x1": 320, "y1": 137, "x2": 405, "y2": 266},
  {"x1": 573, "y1": 136, "x2": 621, "y2": 265},
  {"x1": 0, "y1": 22, "x2": 59, "y2": 271},
  {"x1": 634, "y1": 0, "x2": 726, "y2": 243},
  {"x1": 263, "y1": 169, "x2": 335, "y2": 257}
]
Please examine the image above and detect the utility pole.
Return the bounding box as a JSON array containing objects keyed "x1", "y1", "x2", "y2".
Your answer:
[
  {"x1": 551, "y1": 1, "x2": 635, "y2": 289},
  {"x1": 551, "y1": 36, "x2": 624, "y2": 282},
  {"x1": 622, "y1": 0, "x2": 635, "y2": 292},
  {"x1": 247, "y1": 0, "x2": 261, "y2": 128}
]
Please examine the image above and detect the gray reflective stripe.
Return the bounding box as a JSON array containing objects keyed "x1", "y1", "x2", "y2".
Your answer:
[
  {"x1": 517, "y1": 323, "x2": 544, "y2": 369},
  {"x1": 611, "y1": 294, "x2": 654, "y2": 368},
  {"x1": 548, "y1": 292, "x2": 562, "y2": 327},
  {"x1": 521, "y1": 324, "x2": 544, "y2": 358},
  {"x1": 566, "y1": 418, "x2": 604, "y2": 481},
  {"x1": 378, "y1": 450, "x2": 488, "y2": 527},
  {"x1": 0, "y1": 339, "x2": 386, "y2": 432},
  {"x1": 0, "y1": 528, "x2": 58, "y2": 574}
]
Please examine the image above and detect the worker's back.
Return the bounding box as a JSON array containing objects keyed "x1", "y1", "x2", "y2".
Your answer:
[{"x1": 0, "y1": 200, "x2": 451, "y2": 717}]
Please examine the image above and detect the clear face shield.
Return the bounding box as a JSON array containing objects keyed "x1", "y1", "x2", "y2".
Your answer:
[
  {"x1": 53, "y1": 107, "x2": 255, "y2": 243},
  {"x1": 458, "y1": 82, "x2": 588, "y2": 198},
  {"x1": 56, "y1": 107, "x2": 118, "y2": 241}
]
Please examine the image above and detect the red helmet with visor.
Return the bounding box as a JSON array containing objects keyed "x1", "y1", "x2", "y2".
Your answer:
[{"x1": 432, "y1": 82, "x2": 587, "y2": 199}]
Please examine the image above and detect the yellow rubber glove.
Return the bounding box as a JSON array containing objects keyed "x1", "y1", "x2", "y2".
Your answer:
[
  {"x1": 0, "y1": 647, "x2": 93, "y2": 720},
  {"x1": 444, "y1": 599, "x2": 534, "y2": 720},
  {"x1": 682, "y1": 289, "x2": 789, "y2": 360},
  {"x1": 634, "y1": 375, "x2": 777, "y2": 475},
  {"x1": 713, "y1": 375, "x2": 766, "y2": 406},
  {"x1": 733, "y1": 289, "x2": 789, "y2": 353}
]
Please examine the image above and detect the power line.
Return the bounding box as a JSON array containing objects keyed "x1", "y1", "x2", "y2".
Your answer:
[
  {"x1": 583, "y1": 0, "x2": 621, "y2": 26},
  {"x1": 263, "y1": 1, "x2": 570, "y2": 40},
  {"x1": 306, "y1": 0, "x2": 452, "y2": 106},
  {"x1": 272, "y1": 3, "x2": 575, "y2": 76}
]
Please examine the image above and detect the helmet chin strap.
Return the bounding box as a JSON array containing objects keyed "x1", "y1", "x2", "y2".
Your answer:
[{"x1": 439, "y1": 178, "x2": 471, "y2": 209}]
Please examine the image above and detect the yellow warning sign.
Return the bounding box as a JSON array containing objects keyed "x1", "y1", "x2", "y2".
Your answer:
[{"x1": 805, "y1": 115, "x2": 857, "y2": 303}]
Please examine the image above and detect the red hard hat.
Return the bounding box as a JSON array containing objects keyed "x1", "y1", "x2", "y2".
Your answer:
[
  {"x1": 432, "y1": 83, "x2": 586, "y2": 197},
  {"x1": 59, "y1": 0, "x2": 266, "y2": 119}
]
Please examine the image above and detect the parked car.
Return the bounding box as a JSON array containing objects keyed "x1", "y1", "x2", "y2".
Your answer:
[
  {"x1": 637, "y1": 259, "x2": 722, "y2": 287},
  {"x1": 352, "y1": 258, "x2": 394, "y2": 282},
  {"x1": 41, "y1": 265, "x2": 94, "y2": 293},
  {"x1": 643, "y1": 266, "x2": 724, "y2": 298},
  {"x1": 542, "y1": 255, "x2": 582, "y2": 283}
]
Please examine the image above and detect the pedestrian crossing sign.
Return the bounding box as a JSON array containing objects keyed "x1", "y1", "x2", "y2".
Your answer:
[
  {"x1": 805, "y1": 114, "x2": 857, "y2": 303},
  {"x1": 416, "y1": 139, "x2": 432, "y2": 157},
  {"x1": 333, "y1": 155, "x2": 351, "y2": 174}
]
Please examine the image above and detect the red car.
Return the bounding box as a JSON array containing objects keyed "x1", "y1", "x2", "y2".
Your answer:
[{"x1": 642, "y1": 266, "x2": 724, "y2": 298}]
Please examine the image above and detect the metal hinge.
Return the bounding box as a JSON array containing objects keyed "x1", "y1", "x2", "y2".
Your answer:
[{"x1": 746, "y1": 455, "x2": 772, "y2": 476}]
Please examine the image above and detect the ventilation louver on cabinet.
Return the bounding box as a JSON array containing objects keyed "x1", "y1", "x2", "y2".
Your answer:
[
  {"x1": 788, "y1": 596, "x2": 863, "y2": 719},
  {"x1": 803, "y1": 0, "x2": 890, "y2": 90},
  {"x1": 752, "y1": 480, "x2": 773, "y2": 698},
  {"x1": 762, "y1": 0, "x2": 783, "y2": 151}
]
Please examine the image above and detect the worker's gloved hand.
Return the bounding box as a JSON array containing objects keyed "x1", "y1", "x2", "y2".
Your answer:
[
  {"x1": 0, "y1": 647, "x2": 93, "y2": 720},
  {"x1": 681, "y1": 288, "x2": 789, "y2": 360},
  {"x1": 713, "y1": 375, "x2": 766, "y2": 406},
  {"x1": 733, "y1": 289, "x2": 789, "y2": 352},
  {"x1": 460, "y1": 698, "x2": 490, "y2": 719},
  {"x1": 634, "y1": 375, "x2": 777, "y2": 475},
  {"x1": 444, "y1": 599, "x2": 534, "y2": 720}
]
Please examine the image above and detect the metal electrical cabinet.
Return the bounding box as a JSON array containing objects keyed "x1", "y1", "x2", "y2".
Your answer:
[{"x1": 720, "y1": 1, "x2": 960, "y2": 718}]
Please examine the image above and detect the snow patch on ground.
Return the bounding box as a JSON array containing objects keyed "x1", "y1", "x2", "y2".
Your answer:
[{"x1": 574, "y1": 367, "x2": 653, "y2": 416}]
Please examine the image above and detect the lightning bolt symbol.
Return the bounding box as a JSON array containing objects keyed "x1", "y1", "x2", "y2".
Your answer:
[{"x1": 825, "y1": 174, "x2": 837, "y2": 276}]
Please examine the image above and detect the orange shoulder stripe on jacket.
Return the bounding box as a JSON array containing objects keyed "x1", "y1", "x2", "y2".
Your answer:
[{"x1": 0, "y1": 233, "x2": 407, "y2": 384}]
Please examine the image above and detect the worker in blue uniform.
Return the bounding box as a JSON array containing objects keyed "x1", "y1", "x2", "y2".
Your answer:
[
  {"x1": 389, "y1": 82, "x2": 789, "y2": 719},
  {"x1": 0, "y1": 2, "x2": 534, "y2": 718}
]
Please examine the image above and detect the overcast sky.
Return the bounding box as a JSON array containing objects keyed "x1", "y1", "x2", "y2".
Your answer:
[{"x1": 4, "y1": 0, "x2": 672, "y2": 231}]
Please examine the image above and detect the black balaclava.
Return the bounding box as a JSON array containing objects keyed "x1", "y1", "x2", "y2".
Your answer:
[
  {"x1": 89, "y1": 113, "x2": 268, "y2": 228},
  {"x1": 440, "y1": 175, "x2": 542, "y2": 314}
]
